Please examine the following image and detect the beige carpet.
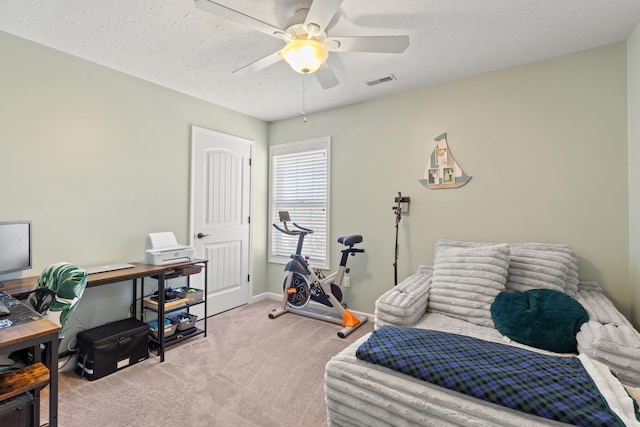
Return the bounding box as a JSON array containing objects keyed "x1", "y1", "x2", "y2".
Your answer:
[{"x1": 41, "y1": 299, "x2": 373, "y2": 426}]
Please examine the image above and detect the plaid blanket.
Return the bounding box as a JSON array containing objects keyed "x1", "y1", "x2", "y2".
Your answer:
[{"x1": 356, "y1": 326, "x2": 625, "y2": 426}]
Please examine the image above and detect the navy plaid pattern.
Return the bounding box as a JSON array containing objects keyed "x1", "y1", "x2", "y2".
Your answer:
[{"x1": 356, "y1": 326, "x2": 625, "y2": 426}]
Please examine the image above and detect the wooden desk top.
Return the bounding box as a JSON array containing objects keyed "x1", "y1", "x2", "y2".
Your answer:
[
  {"x1": 0, "y1": 317, "x2": 60, "y2": 349},
  {"x1": 0, "y1": 259, "x2": 207, "y2": 298}
]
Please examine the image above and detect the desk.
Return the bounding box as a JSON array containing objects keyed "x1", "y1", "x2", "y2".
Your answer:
[
  {"x1": 1, "y1": 259, "x2": 208, "y2": 362},
  {"x1": 0, "y1": 292, "x2": 60, "y2": 427}
]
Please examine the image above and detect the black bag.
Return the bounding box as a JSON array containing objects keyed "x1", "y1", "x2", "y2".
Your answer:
[{"x1": 76, "y1": 318, "x2": 149, "y2": 380}]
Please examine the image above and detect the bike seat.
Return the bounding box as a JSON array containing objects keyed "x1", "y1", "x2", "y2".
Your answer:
[{"x1": 338, "y1": 235, "x2": 363, "y2": 247}]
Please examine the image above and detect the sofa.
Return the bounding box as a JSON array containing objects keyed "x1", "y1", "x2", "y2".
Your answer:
[{"x1": 325, "y1": 240, "x2": 640, "y2": 426}]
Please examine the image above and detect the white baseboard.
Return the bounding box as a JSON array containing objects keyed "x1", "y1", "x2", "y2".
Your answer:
[{"x1": 250, "y1": 292, "x2": 281, "y2": 303}]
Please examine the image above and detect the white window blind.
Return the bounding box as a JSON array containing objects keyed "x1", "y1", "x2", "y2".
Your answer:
[{"x1": 269, "y1": 137, "x2": 330, "y2": 268}]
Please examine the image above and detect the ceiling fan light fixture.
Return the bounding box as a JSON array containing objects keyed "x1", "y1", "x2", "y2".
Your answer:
[
  {"x1": 305, "y1": 22, "x2": 321, "y2": 37},
  {"x1": 273, "y1": 30, "x2": 290, "y2": 40},
  {"x1": 282, "y1": 39, "x2": 328, "y2": 74}
]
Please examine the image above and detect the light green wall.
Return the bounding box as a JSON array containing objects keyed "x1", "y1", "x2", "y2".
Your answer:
[
  {"x1": 269, "y1": 43, "x2": 633, "y2": 325},
  {"x1": 1, "y1": 30, "x2": 636, "y2": 334},
  {"x1": 629, "y1": 23, "x2": 640, "y2": 328},
  {"x1": 0, "y1": 31, "x2": 269, "y2": 338}
]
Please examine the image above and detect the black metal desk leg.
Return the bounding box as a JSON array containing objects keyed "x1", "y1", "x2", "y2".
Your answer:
[
  {"x1": 132, "y1": 278, "x2": 138, "y2": 319},
  {"x1": 33, "y1": 387, "x2": 40, "y2": 427},
  {"x1": 158, "y1": 272, "x2": 165, "y2": 362},
  {"x1": 49, "y1": 335, "x2": 59, "y2": 427}
]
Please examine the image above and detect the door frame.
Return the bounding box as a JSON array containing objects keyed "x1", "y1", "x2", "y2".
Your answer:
[{"x1": 189, "y1": 125, "x2": 254, "y2": 312}]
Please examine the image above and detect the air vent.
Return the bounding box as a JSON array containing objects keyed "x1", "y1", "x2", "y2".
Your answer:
[{"x1": 365, "y1": 74, "x2": 396, "y2": 87}]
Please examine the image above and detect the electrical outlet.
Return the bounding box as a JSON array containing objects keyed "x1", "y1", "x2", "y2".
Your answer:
[{"x1": 343, "y1": 276, "x2": 351, "y2": 287}]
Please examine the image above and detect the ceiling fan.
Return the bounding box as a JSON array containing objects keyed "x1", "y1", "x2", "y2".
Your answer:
[{"x1": 194, "y1": 0, "x2": 410, "y2": 89}]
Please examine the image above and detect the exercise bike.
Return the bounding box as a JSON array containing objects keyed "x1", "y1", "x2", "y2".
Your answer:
[{"x1": 268, "y1": 211, "x2": 368, "y2": 338}]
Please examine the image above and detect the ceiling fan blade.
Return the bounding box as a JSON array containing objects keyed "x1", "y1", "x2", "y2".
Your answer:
[
  {"x1": 233, "y1": 51, "x2": 283, "y2": 76},
  {"x1": 327, "y1": 35, "x2": 410, "y2": 54},
  {"x1": 314, "y1": 62, "x2": 339, "y2": 89},
  {"x1": 195, "y1": 0, "x2": 286, "y2": 39},
  {"x1": 305, "y1": 0, "x2": 343, "y2": 34}
]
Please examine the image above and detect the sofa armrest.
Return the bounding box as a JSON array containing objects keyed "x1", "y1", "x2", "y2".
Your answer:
[
  {"x1": 374, "y1": 266, "x2": 433, "y2": 328},
  {"x1": 577, "y1": 321, "x2": 640, "y2": 387}
]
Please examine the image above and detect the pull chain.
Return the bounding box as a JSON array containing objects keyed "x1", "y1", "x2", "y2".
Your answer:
[{"x1": 301, "y1": 74, "x2": 307, "y2": 123}]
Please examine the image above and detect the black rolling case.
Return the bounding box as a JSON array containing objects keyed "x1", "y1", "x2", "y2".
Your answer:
[{"x1": 76, "y1": 318, "x2": 149, "y2": 381}]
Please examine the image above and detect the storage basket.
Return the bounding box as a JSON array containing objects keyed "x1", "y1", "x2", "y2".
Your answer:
[
  {"x1": 148, "y1": 318, "x2": 177, "y2": 339},
  {"x1": 167, "y1": 312, "x2": 198, "y2": 331},
  {"x1": 173, "y1": 287, "x2": 204, "y2": 304}
]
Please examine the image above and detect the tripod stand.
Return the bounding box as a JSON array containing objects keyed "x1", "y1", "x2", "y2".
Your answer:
[{"x1": 392, "y1": 192, "x2": 410, "y2": 286}]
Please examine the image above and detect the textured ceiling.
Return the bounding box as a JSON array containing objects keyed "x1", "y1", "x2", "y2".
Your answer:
[{"x1": 2, "y1": 0, "x2": 640, "y2": 122}]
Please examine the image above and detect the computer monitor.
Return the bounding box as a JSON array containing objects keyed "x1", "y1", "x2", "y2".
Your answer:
[{"x1": 0, "y1": 221, "x2": 32, "y2": 276}]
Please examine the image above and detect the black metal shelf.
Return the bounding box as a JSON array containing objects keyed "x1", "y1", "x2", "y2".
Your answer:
[
  {"x1": 139, "y1": 260, "x2": 208, "y2": 362},
  {"x1": 143, "y1": 299, "x2": 205, "y2": 315},
  {"x1": 148, "y1": 325, "x2": 205, "y2": 350}
]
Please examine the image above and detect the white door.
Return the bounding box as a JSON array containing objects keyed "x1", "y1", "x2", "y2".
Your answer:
[{"x1": 190, "y1": 126, "x2": 252, "y2": 315}]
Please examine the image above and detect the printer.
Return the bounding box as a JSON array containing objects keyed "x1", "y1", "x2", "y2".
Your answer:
[{"x1": 145, "y1": 232, "x2": 194, "y2": 265}]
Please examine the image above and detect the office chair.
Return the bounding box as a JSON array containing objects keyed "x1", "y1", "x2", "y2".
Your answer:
[
  {"x1": 1, "y1": 263, "x2": 87, "y2": 373},
  {"x1": 26, "y1": 262, "x2": 88, "y2": 331}
]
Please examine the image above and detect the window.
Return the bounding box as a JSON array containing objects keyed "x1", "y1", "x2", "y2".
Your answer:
[{"x1": 269, "y1": 137, "x2": 330, "y2": 269}]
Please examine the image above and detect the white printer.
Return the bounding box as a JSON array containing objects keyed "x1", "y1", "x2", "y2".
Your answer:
[{"x1": 145, "y1": 232, "x2": 194, "y2": 265}]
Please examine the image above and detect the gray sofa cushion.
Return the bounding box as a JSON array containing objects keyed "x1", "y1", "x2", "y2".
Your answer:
[
  {"x1": 375, "y1": 267, "x2": 433, "y2": 328},
  {"x1": 505, "y1": 247, "x2": 569, "y2": 293},
  {"x1": 429, "y1": 245, "x2": 509, "y2": 327},
  {"x1": 436, "y1": 240, "x2": 580, "y2": 295},
  {"x1": 510, "y1": 243, "x2": 579, "y2": 295}
]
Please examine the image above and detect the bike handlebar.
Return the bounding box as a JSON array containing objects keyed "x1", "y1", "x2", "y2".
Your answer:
[
  {"x1": 272, "y1": 222, "x2": 314, "y2": 236},
  {"x1": 292, "y1": 222, "x2": 313, "y2": 234}
]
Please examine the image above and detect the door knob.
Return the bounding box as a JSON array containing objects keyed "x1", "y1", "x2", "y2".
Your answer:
[{"x1": 197, "y1": 232, "x2": 211, "y2": 239}]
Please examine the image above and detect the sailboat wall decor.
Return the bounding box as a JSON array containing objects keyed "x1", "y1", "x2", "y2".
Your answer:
[{"x1": 419, "y1": 133, "x2": 472, "y2": 189}]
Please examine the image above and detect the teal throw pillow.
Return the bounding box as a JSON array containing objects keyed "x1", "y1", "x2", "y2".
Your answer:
[{"x1": 490, "y1": 289, "x2": 588, "y2": 353}]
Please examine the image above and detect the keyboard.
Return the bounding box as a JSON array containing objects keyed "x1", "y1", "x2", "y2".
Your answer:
[{"x1": 83, "y1": 263, "x2": 135, "y2": 275}]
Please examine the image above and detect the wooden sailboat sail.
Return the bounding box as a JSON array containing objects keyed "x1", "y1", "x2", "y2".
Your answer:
[{"x1": 419, "y1": 133, "x2": 471, "y2": 189}]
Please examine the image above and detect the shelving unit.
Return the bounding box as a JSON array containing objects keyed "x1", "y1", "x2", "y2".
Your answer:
[
  {"x1": 140, "y1": 259, "x2": 208, "y2": 361},
  {"x1": 4, "y1": 261, "x2": 210, "y2": 367},
  {"x1": 0, "y1": 291, "x2": 60, "y2": 427}
]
